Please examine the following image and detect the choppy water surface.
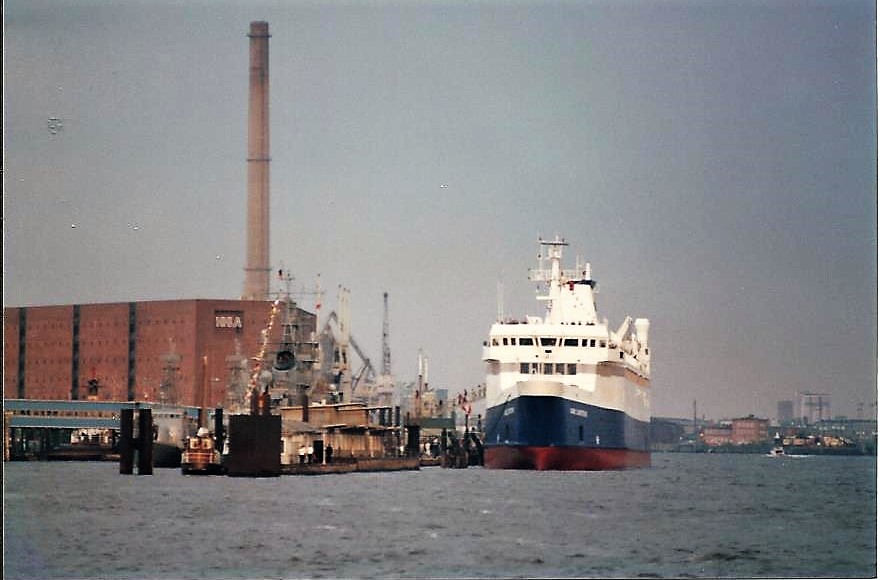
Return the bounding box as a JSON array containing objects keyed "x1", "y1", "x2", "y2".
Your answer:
[{"x1": 4, "y1": 454, "x2": 876, "y2": 578}]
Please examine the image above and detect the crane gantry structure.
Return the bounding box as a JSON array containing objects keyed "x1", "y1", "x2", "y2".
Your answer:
[{"x1": 382, "y1": 292, "x2": 392, "y2": 377}]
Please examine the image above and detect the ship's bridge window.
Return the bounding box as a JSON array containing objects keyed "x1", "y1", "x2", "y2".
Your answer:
[
  {"x1": 540, "y1": 337, "x2": 557, "y2": 347},
  {"x1": 563, "y1": 338, "x2": 578, "y2": 347},
  {"x1": 519, "y1": 338, "x2": 534, "y2": 346},
  {"x1": 590, "y1": 339, "x2": 596, "y2": 347},
  {"x1": 555, "y1": 363, "x2": 566, "y2": 375},
  {"x1": 599, "y1": 340, "x2": 606, "y2": 348},
  {"x1": 519, "y1": 362, "x2": 539, "y2": 374},
  {"x1": 502, "y1": 338, "x2": 509, "y2": 346},
  {"x1": 567, "y1": 364, "x2": 577, "y2": 375},
  {"x1": 491, "y1": 338, "x2": 499, "y2": 346},
  {"x1": 543, "y1": 363, "x2": 554, "y2": 374}
]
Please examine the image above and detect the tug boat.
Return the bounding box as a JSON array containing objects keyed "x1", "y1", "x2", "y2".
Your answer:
[
  {"x1": 181, "y1": 427, "x2": 225, "y2": 475},
  {"x1": 482, "y1": 237, "x2": 652, "y2": 470}
]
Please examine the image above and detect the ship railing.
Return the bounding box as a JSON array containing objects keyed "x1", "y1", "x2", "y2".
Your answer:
[{"x1": 529, "y1": 268, "x2": 586, "y2": 282}]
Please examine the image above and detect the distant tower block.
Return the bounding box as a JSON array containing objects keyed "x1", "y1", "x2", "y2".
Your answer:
[{"x1": 243, "y1": 21, "x2": 271, "y2": 301}]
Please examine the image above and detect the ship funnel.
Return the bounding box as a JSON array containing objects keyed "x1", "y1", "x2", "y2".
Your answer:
[{"x1": 634, "y1": 318, "x2": 650, "y2": 346}]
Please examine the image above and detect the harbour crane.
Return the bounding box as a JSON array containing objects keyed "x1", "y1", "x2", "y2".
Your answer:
[
  {"x1": 320, "y1": 301, "x2": 377, "y2": 401},
  {"x1": 382, "y1": 292, "x2": 392, "y2": 377}
]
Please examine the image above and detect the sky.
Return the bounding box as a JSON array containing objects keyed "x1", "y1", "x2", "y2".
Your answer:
[{"x1": 4, "y1": 0, "x2": 876, "y2": 420}]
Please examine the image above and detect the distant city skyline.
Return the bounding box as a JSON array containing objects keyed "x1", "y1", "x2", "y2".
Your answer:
[{"x1": 5, "y1": 0, "x2": 876, "y2": 420}]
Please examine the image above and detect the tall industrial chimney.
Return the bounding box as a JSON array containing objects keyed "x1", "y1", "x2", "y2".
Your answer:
[{"x1": 243, "y1": 21, "x2": 271, "y2": 301}]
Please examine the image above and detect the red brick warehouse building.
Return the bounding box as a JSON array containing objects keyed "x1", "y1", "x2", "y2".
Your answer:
[{"x1": 4, "y1": 299, "x2": 316, "y2": 408}]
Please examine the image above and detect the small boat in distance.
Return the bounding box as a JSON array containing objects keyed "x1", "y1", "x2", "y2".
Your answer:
[
  {"x1": 768, "y1": 433, "x2": 785, "y2": 457},
  {"x1": 47, "y1": 429, "x2": 118, "y2": 462},
  {"x1": 181, "y1": 427, "x2": 225, "y2": 475}
]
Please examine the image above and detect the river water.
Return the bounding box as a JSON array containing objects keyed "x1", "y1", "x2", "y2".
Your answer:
[{"x1": 4, "y1": 454, "x2": 876, "y2": 579}]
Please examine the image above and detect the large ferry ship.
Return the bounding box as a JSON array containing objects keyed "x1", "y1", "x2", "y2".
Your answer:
[{"x1": 482, "y1": 237, "x2": 652, "y2": 470}]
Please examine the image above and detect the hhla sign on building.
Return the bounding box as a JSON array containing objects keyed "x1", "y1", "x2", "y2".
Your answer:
[{"x1": 215, "y1": 311, "x2": 244, "y2": 329}]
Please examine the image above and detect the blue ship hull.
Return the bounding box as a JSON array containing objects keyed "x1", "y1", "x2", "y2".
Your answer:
[{"x1": 484, "y1": 394, "x2": 650, "y2": 470}]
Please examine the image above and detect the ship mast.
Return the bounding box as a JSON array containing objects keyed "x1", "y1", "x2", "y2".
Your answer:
[{"x1": 529, "y1": 236, "x2": 598, "y2": 325}]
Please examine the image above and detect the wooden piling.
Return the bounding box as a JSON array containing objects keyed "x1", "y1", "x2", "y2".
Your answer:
[
  {"x1": 119, "y1": 408, "x2": 134, "y2": 474},
  {"x1": 137, "y1": 408, "x2": 153, "y2": 475},
  {"x1": 119, "y1": 407, "x2": 154, "y2": 475},
  {"x1": 214, "y1": 407, "x2": 225, "y2": 452},
  {"x1": 406, "y1": 424, "x2": 421, "y2": 457}
]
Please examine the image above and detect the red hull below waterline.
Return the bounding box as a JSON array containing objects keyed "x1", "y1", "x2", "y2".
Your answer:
[{"x1": 484, "y1": 446, "x2": 650, "y2": 470}]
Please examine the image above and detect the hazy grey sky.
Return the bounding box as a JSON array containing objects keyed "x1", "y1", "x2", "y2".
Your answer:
[{"x1": 5, "y1": 0, "x2": 876, "y2": 420}]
